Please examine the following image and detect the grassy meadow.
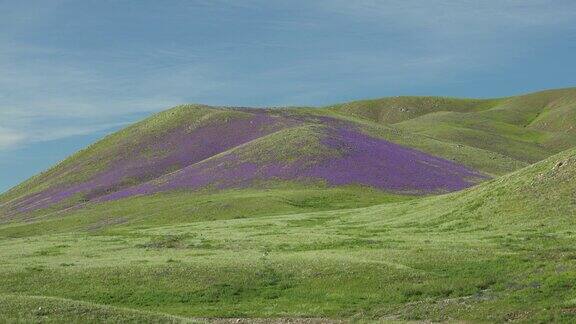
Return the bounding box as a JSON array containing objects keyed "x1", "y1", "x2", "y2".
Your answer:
[
  {"x1": 2, "y1": 88, "x2": 576, "y2": 322},
  {"x1": 1, "y1": 149, "x2": 576, "y2": 322}
]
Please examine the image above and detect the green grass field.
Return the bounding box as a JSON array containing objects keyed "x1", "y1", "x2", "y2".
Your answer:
[
  {"x1": 1, "y1": 88, "x2": 576, "y2": 322},
  {"x1": 1, "y1": 149, "x2": 575, "y2": 322}
]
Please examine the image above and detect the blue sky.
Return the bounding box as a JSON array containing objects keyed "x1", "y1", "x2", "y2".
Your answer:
[{"x1": 1, "y1": 0, "x2": 576, "y2": 192}]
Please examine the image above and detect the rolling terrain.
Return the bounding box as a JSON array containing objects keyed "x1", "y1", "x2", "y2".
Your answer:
[
  {"x1": 1, "y1": 107, "x2": 487, "y2": 218},
  {"x1": 1, "y1": 87, "x2": 576, "y2": 322}
]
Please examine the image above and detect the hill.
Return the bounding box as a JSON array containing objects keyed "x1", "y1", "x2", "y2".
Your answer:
[
  {"x1": 327, "y1": 87, "x2": 576, "y2": 164},
  {"x1": 1, "y1": 87, "x2": 576, "y2": 322},
  {"x1": 0, "y1": 136, "x2": 574, "y2": 322},
  {"x1": 4, "y1": 87, "x2": 576, "y2": 219},
  {"x1": 1, "y1": 107, "x2": 488, "y2": 218}
]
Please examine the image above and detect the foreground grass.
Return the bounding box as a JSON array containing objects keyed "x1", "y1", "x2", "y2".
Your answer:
[
  {"x1": 1, "y1": 210, "x2": 575, "y2": 322},
  {"x1": 1, "y1": 149, "x2": 576, "y2": 322},
  {"x1": 0, "y1": 294, "x2": 192, "y2": 323}
]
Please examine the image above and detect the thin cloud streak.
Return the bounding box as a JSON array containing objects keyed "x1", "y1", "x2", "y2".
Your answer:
[
  {"x1": 0, "y1": 127, "x2": 26, "y2": 150},
  {"x1": 1, "y1": 0, "x2": 575, "y2": 152}
]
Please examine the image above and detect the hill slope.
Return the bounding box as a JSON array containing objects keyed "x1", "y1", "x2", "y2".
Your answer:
[
  {"x1": 327, "y1": 87, "x2": 576, "y2": 164},
  {"x1": 0, "y1": 136, "x2": 574, "y2": 322},
  {"x1": 1, "y1": 107, "x2": 488, "y2": 218},
  {"x1": 3, "y1": 87, "x2": 576, "y2": 221}
]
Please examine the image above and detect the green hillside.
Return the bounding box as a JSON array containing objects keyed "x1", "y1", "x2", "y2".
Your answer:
[
  {"x1": 3, "y1": 87, "x2": 576, "y2": 218},
  {"x1": 1, "y1": 87, "x2": 576, "y2": 322},
  {"x1": 0, "y1": 105, "x2": 254, "y2": 204},
  {"x1": 326, "y1": 87, "x2": 576, "y2": 172},
  {"x1": 0, "y1": 134, "x2": 575, "y2": 323}
]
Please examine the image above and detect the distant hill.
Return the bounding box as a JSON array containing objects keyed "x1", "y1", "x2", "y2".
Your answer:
[
  {"x1": 3, "y1": 88, "x2": 576, "y2": 218},
  {"x1": 328, "y1": 87, "x2": 576, "y2": 165},
  {"x1": 0, "y1": 106, "x2": 486, "y2": 217}
]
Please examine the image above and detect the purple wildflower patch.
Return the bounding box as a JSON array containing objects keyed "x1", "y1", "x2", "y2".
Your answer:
[
  {"x1": 98, "y1": 116, "x2": 487, "y2": 201},
  {"x1": 10, "y1": 110, "x2": 295, "y2": 212},
  {"x1": 8, "y1": 109, "x2": 488, "y2": 214}
]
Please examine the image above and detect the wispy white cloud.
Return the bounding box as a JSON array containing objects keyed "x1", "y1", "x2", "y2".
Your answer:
[
  {"x1": 312, "y1": 0, "x2": 576, "y2": 64},
  {"x1": 0, "y1": 120, "x2": 134, "y2": 151},
  {"x1": 1, "y1": 0, "x2": 575, "y2": 152},
  {"x1": 0, "y1": 39, "x2": 224, "y2": 151},
  {"x1": 0, "y1": 127, "x2": 26, "y2": 150},
  {"x1": 318, "y1": 0, "x2": 576, "y2": 29}
]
